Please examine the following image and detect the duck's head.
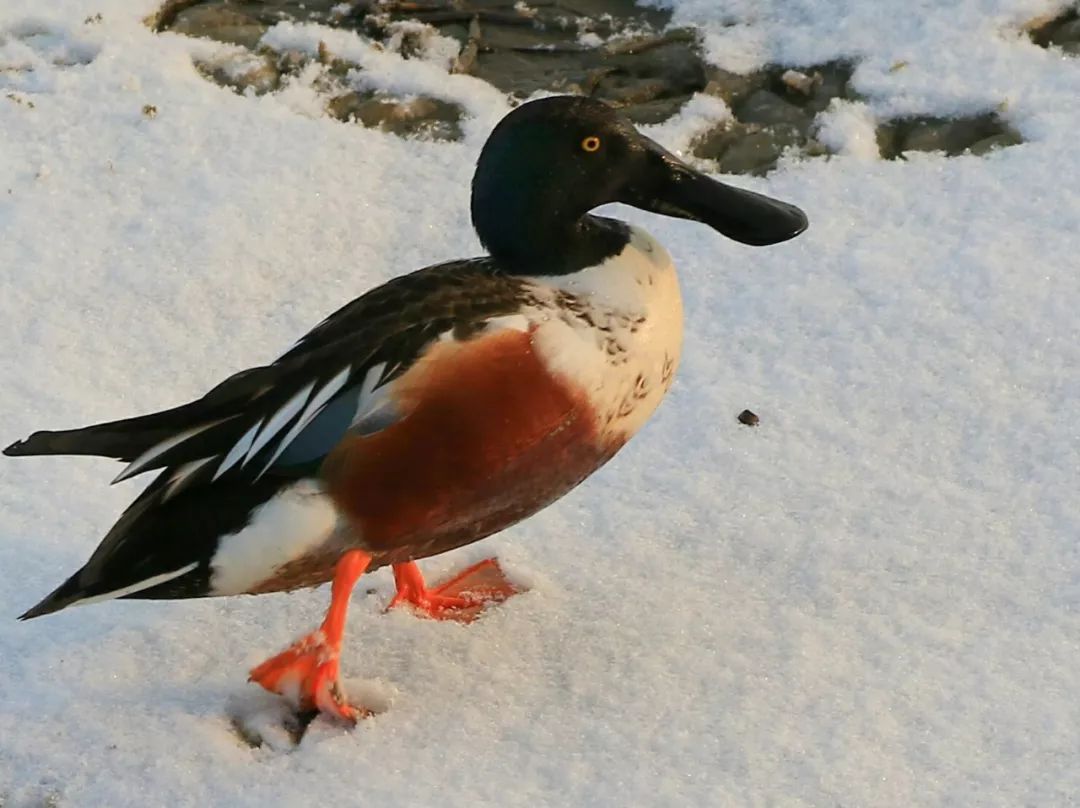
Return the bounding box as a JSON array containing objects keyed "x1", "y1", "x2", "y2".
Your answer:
[{"x1": 471, "y1": 95, "x2": 808, "y2": 275}]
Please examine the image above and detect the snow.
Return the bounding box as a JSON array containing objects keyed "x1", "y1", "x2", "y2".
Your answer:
[{"x1": 2, "y1": 0, "x2": 1080, "y2": 805}]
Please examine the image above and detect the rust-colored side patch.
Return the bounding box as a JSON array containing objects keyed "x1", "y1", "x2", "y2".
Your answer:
[{"x1": 321, "y1": 327, "x2": 619, "y2": 564}]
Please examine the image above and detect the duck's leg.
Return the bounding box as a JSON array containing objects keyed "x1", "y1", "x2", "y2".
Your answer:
[
  {"x1": 249, "y1": 550, "x2": 371, "y2": 722},
  {"x1": 386, "y1": 559, "x2": 519, "y2": 622}
]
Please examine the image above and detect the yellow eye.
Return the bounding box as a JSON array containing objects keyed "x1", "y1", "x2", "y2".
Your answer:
[{"x1": 581, "y1": 135, "x2": 601, "y2": 153}]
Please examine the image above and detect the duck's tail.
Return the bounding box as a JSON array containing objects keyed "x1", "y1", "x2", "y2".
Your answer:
[
  {"x1": 4, "y1": 366, "x2": 270, "y2": 463},
  {"x1": 3, "y1": 409, "x2": 190, "y2": 462}
]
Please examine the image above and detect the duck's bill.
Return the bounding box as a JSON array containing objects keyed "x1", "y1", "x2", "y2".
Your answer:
[{"x1": 623, "y1": 140, "x2": 809, "y2": 246}]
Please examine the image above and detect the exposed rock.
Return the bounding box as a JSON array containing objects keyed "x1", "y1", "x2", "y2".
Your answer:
[
  {"x1": 691, "y1": 120, "x2": 753, "y2": 162},
  {"x1": 966, "y1": 131, "x2": 1024, "y2": 156},
  {"x1": 154, "y1": 1, "x2": 1022, "y2": 166},
  {"x1": 1049, "y1": 19, "x2": 1080, "y2": 45},
  {"x1": 703, "y1": 67, "x2": 768, "y2": 108},
  {"x1": 735, "y1": 89, "x2": 813, "y2": 132},
  {"x1": 170, "y1": 4, "x2": 268, "y2": 49},
  {"x1": 781, "y1": 69, "x2": 818, "y2": 96},
  {"x1": 1028, "y1": 7, "x2": 1080, "y2": 51},
  {"x1": 327, "y1": 92, "x2": 463, "y2": 141},
  {"x1": 802, "y1": 61, "x2": 856, "y2": 113},
  {"x1": 621, "y1": 95, "x2": 692, "y2": 124},
  {"x1": 196, "y1": 54, "x2": 280, "y2": 95},
  {"x1": 696, "y1": 122, "x2": 803, "y2": 176},
  {"x1": 737, "y1": 409, "x2": 760, "y2": 427},
  {"x1": 878, "y1": 113, "x2": 1021, "y2": 158}
]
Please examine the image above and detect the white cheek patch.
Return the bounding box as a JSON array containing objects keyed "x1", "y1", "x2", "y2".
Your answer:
[{"x1": 209, "y1": 480, "x2": 341, "y2": 595}]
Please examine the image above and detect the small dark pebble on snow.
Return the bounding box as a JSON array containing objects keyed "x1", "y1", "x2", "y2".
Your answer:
[{"x1": 737, "y1": 410, "x2": 760, "y2": 426}]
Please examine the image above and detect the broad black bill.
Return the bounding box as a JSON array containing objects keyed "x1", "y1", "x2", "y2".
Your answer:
[{"x1": 623, "y1": 138, "x2": 809, "y2": 247}]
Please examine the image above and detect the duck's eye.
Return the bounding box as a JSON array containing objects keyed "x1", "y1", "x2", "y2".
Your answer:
[{"x1": 581, "y1": 135, "x2": 602, "y2": 153}]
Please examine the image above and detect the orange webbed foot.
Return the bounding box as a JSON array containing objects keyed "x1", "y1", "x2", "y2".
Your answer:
[
  {"x1": 248, "y1": 630, "x2": 368, "y2": 723},
  {"x1": 387, "y1": 558, "x2": 521, "y2": 623}
]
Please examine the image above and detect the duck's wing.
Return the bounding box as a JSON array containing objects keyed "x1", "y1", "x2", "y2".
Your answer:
[
  {"x1": 5, "y1": 258, "x2": 524, "y2": 488},
  {"x1": 13, "y1": 259, "x2": 537, "y2": 618}
]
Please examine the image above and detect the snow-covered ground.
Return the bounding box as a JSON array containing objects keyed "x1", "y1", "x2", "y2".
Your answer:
[{"x1": 2, "y1": 0, "x2": 1079, "y2": 804}]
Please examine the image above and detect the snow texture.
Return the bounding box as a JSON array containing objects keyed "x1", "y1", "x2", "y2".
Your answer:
[{"x1": 2, "y1": 0, "x2": 1080, "y2": 805}]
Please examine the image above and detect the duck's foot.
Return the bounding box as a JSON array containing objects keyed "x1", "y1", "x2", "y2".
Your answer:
[
  {"x1": 248, "y1": 631, "x2": 370, "y2": 723},
  {"x1": 387, "y1": 558, "x2": 520, "y2": 623}
]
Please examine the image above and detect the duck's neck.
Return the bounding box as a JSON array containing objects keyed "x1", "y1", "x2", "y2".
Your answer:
[{"x1": 472, "y1": 206, "x2": 632, "y2": 276}]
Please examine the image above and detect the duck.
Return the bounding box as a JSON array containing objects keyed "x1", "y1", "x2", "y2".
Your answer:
[{"x1": 4, "y1": 95, "x2": 807, "y2": 721}]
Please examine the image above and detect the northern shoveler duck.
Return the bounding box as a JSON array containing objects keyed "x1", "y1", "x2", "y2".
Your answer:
[{"x1": 5, "y1": 96, "x2": 807, "y2": 721}]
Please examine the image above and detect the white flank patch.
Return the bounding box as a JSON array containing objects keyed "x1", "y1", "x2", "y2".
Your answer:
[
  {"x1": 111, "y1": 417, "x2": 232, "y2": 484},
  {"x1": 209, "y1": 480, "x2": 342, "y2": 595},
  {"x1": 526, "y1": 225, "x2": 684, "y2": 439},
  {"x1": 72, "y1": 562, "x2": 199, "y2": 609}
]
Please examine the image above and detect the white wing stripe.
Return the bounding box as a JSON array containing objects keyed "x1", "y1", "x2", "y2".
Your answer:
[
  {"x1": 214, "y1": 419, "x2": 263, "y2": 480},
  {"x1": 165, "y1": 456, "x2": 216, "y2": 500},
  {"x1": 360, "y1": 362, "x2": 387, "y2": 399},
  {"x1": 112, "y1": 418, "x2": 231, "y2": 484},
  {"x1": 351, "y1": 361, "x2": 392, "y2": 426},
  {"x1": 242, "y1": 382, "x2": 316, "y2": 466},
  {"x1": 256, "y1": 366, "x2": 352, "y2": 477},
  {"x1": 73, "y1": 562, "x2": 199, "y2": 608}
]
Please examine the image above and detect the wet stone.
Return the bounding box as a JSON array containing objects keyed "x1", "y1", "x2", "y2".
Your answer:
[
  {"x1": 878, "y1": 113, "x2": 1021, "y2": 159},
  {"x1": 605, "y1": 37, "x2": 707, "y2": 95},
  {"x1": 1050, "y1": 19, "x2": 1080, "y2": 45},
  {"x1": 1028, "y1": 7, "x2": 1080, "y2": 49},
  {"x1": 801, "y1": 61, "x2": 856, "y2": 113},
  {"x1": 621, "y1": 95, "x2": 692, "y2": 124},
  {"x1": 158, "y1": 0, "x2": 705, "y2": 131},
  {"x1": 737, "y1": 409, "x2": 760, "y2": 427},
  {"x1": 691, "y1": 120, "x2": 751, "y2": 162},
  {"x1": 692, "y1": 121, "x2": 803, "y2": 176},
  {"x1": 327, "y1": 92, "x2": 463, "y2": 141},
  {"x1": 154, "y1": 0, "x2": 1020, "y2": 167},
  {"x1": 692, "y1": 60, "x2": 856, "y2": 174},
  {"x1": 703, "y1": 66, "x2": 769, "y2": 108},
  {"x1": 966, "y1": 130, "x2": 1024, "y2": 156},
  {"x1": 780, "y1": 69, "x2": 818, "y2": 96},
  {"x1": 170, "y1": 4, "x2": 268, "y2": 49},
  {"x1": 719, "y1": 124, "x2": 803, "y2": 176},
  {"x1": 735, "y1": 89, "x2": 813, "y2": 132},
  {"x1": 196, "y1": 54, "x2": 280, "y2": 95}
]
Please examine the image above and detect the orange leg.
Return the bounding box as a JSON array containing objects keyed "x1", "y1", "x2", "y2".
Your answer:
[
  {"x1": 249, "y1": 550, "x2": 371, "y2": 722},
  {"x1": 386, "y1": 559, "x2": 520, "y2": 623}
]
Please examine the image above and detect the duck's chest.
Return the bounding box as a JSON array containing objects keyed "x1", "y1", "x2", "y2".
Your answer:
[{"x1": 526, "y1": 226, "x2": 684, "y2": 442}]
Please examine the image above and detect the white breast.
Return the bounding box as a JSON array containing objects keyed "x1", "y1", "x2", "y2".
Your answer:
[{"x1": 525, "y1": 226, "x2": 684, "y2": 440}]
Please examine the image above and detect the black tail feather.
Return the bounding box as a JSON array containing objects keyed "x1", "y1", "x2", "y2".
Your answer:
[
  {"x1": 4, "y1": 366, "x2": 275, "y2": 463},
  {"x1": 5, "y1": 425, "x2": 154, "y2": 462},
  {"x1": 18, "y1": 572, "x2": 86, "y2": 620}
]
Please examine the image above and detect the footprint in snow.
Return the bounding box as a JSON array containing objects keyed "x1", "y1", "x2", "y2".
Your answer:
[
  {"x1": 0, "y1": 19, "x2": 100, "y2": 95},
  {"x1": 226, "y1": 679, "x2": 394, "y2": 752}
]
